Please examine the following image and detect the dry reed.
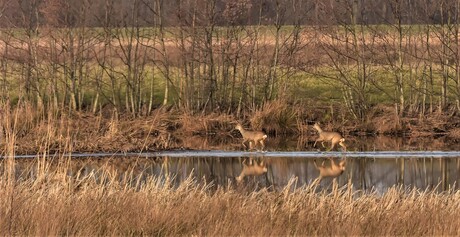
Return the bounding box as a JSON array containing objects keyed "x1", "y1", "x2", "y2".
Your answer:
[
  {"x1": 0, "y1": 164, "x2": 459, "y2": 236},
  {"x1": 250, "y1": 100, "x2": 300, "y2": 135},
  {"x1": 1, "y1": 104, "x2": 459, "y2": 236},
  {"x1": 0, "y1": 105, "x2": 245, "y2": 154}
]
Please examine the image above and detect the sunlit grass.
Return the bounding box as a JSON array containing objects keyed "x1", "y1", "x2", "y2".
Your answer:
[
  {"x1": 0, "y1": 78, "x2": 459, "y2": 235},
  {"x1": 0, "y1": 161, "x2": 459, "y2": 236}
]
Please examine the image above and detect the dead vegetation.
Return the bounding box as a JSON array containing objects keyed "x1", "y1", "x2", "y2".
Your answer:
[
  {"x1": 0, "y1": 166, "x2": 459, "y2": 236},
  {"x1": 249, "y1": 100, "x2": 300, "y2": 135},
  {"x1": 0, "y1": 100, "x2": 459, "y2": 154},
  {"x1": 0, "y1": 100, "x2": 459, "y2": 235}
]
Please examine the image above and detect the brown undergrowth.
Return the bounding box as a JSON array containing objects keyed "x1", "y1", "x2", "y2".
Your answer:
[
  {"x1": 1, "y1": 102, "x2": 460, "y2": 235},
  {"x1": 1, "y1": 101, "x2": 305, "y2": 154},
  {"x1": 250, "y1": 100, "x2": 301, "y2": 135},
  {"x1": 0, "y1": 101, "x2": 459, "y2": 154}
]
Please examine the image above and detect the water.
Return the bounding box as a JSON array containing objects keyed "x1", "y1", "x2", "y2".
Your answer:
[{"x1": 2, "y1": 135, "x2": 460, "y2": 192}]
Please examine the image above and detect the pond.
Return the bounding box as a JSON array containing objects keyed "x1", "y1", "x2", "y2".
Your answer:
[{"x1": 3, "y1": 135, "x2": 460, "y2": 193}]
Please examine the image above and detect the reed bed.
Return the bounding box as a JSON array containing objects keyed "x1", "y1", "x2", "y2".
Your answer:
[
  {"x1": 250, "y1": 99, "x2": 300, "y2": 135},
  {"x1": 0, "y1": 102, "x2": 314, "y2": 154},
  {"x1": 0, "y1": 158, "x2": 459, "y2": 236},
  {"x1": 1, "y1": 103, "x2": 460, "y2": 235}
]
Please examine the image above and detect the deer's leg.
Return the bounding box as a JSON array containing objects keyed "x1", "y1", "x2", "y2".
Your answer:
[
  {"x1": 259, "y1": 139, "x2": 265, "y2": 151},
  {"x1": 313, "y1": 159, "x2": 319, "y2": 169},
  {"x1": 249, "y1": 141, "x2": 254, "y2": 150},
  {"x1": 236, "y1": 175, "x2": 244, "y2": 182},
  {"x1": 241, "y1": 139, "x2": 248, "y2": 148},
  {"x1": 339, "y1": 141, "x2": 347, "y2": 151},
  {"x1": 242, "y1": 158, "x2": 248, "y2": 166},
  {"x1": 328, "y1": 142, "x2": 336, "y2": 151},
  {"x1": 328, "y1": 157, "x2": 337, "y2": 167},
  {"x1": 314, "y1": 138, "x2": 323, "y2": 148}
]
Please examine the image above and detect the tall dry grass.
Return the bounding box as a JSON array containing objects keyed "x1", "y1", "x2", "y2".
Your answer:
[
  {"x1": 0, "y1": 104, "x2": 239, "y2": 154},
  {"x1": 249, "y1": 100, "x2": 302, "y2": 135},
  {"x1": 1, "y1": 101, "x2": 328, "y2": 153},
  {"x1": 1, "y1": 102, "x2": 460, "y2": 236},
  {"x1": 176, "y1": 112, "x2": 235, "y2": 136},
  {"x1": 0, "y1": 166, "x2": 459, "y2": 236}
]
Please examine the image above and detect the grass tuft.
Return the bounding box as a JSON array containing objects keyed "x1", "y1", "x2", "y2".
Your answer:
[{"x1": 250, "y1": 100, "x2": 300, "y2": 135}]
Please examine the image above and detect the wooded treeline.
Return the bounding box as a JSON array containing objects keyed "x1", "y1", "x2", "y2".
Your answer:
[
  {"x1": 0, "y1": 0, "x2": 457, "y2": 27},
  {"x1": 0, "y1": 0, "x2": 459, "y2": 121}
]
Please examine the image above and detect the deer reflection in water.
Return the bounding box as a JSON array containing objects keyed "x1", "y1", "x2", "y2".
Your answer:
[
  {"x1": 312, "y1": 157, "x2": 346, "y2": 184},
  {"x1": 236, "y1": 158, "x2": 268, "y2": 182}
]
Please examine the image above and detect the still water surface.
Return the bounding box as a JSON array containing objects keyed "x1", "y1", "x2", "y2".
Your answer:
[{"x1": 4, "y1": 135, "x2": 460, "y2": 192}]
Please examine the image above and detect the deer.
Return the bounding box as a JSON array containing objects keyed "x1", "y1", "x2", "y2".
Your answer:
[
  {"x1": 313, "y1": 158, "x2": 346, "y2": 180},
  {"x1": 236, "y1": 158, "x2": 268, "y2": 182},
  {"x1": 235, "y1": 123, "x2": 268, "y2": 151},
  {"x1": 312, "y1": 122, "x2": 346, "y2": 151}
]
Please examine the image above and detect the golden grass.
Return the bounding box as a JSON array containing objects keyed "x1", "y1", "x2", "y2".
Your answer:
[
  {"x1": 250, "y1": 100, "x2": 301, "y2": 135},
  {"x1": 0, "y1": 163, "x2": 459, "y2": 236},
  {"x1": 1, "y1": 99, "x2": 459, "y2": 156},
  {"x1": 0, "y1": 105, "x2": 240, "y2": 154},
  {"x1": 1, "y1": 102, "x2": 459, "y2": 236},
  {"x1": 176, "y1": 112, "x2": 235, "y2": 136}
]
